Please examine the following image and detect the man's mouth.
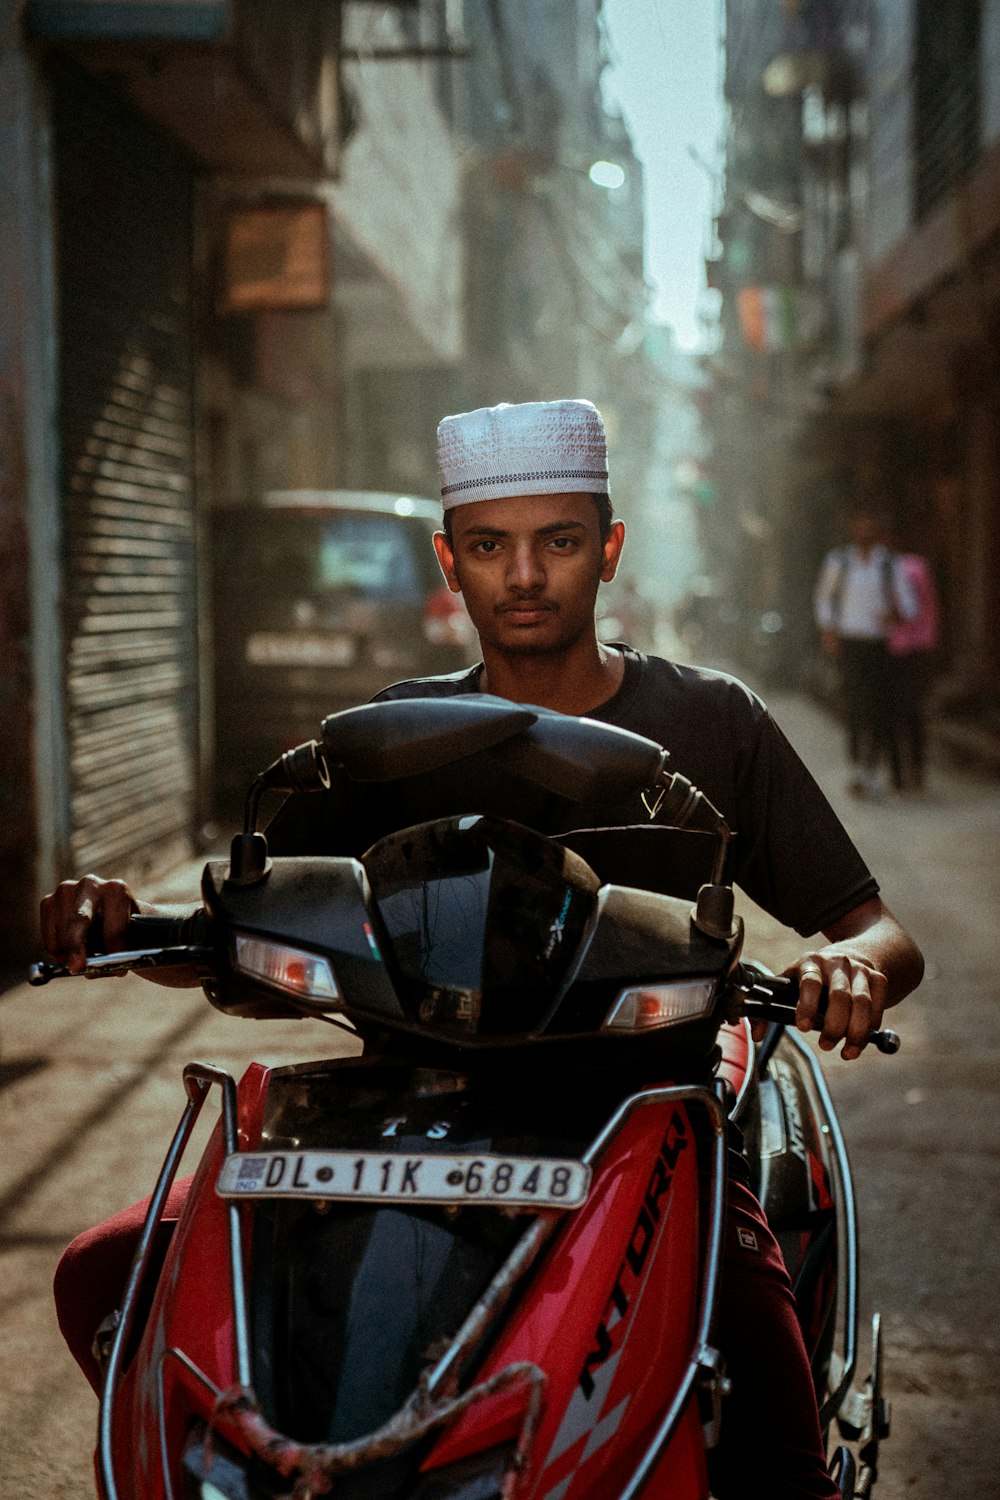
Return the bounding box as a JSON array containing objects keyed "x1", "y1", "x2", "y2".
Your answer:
[{"x1": 498, "y1": 601, "x2": 556, "y2": 624}]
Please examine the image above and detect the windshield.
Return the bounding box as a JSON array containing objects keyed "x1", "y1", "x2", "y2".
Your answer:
[
  {"x1": 364, "y1": 816, "x2": 600, "y2": 1036},
  {"x1": 235, "y1": 511, "x2": 429, "y2": 604}
]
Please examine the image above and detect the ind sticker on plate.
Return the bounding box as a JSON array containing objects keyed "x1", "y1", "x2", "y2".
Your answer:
[{"x1": 216, "y1": 1150, "x2": 590, "y2": 1208}]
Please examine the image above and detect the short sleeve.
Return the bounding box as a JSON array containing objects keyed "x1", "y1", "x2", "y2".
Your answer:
[{"x1": 729, "y1": 705, "x2": 878, "y2": 935}]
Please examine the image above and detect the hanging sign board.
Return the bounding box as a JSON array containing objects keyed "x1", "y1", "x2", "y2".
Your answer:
[
  {"x1": 26, "y1": 1, "x2": 230, "y2": 41},
  {"x1": 220, "y1": 202, "x2": 330, "y2": 314}
]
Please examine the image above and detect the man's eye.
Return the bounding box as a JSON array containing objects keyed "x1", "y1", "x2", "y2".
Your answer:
[
  {"x1": 474, "y1": 538, "x2": 499, "y2": 554},
  {"x1": 549, "y1": 535, "x2": 576, "y2": 550}
]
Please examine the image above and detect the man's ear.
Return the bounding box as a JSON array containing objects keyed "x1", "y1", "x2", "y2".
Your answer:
[
  {"x1": 600, "y1": 520, "x2": 626, "y2": 583},
  {"x1": 433, "y1": 530, "x2": 462, "y2": 593}
]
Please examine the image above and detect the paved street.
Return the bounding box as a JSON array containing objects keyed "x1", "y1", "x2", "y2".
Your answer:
[{"x1": 1, "y1": 686, "x2": 998, "y2": 1498}]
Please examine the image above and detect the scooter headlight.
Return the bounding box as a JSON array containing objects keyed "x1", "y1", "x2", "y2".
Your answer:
[
  {"x1": 602, "y1": 979, "x2": 716, "y2": 1033},
  {"x1": 233, "y1": 933, "x2": 341, "y2": 1011}
]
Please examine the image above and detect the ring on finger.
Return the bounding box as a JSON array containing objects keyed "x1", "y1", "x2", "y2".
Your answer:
[{"x1": 800, "y1": 964, "x2": 823, "y2": 982}]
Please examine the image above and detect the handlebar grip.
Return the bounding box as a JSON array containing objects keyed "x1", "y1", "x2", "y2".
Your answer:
[
  {"x1": 126, "y1": 910, "x2": 207, "y2": 947},
  {"x1": 29, "y1": 907, "x2": 212, "y2": 986},
  {"x1": 740, "y1": 970, "x2": 901, "y2": 1055},
  {"x1": 83, "y1": 911, "x2": 204, "y2": 955}
]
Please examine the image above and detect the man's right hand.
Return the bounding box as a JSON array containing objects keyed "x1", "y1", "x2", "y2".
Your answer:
[{"x1": 40, "y1": 876, "x2": 138, "y2": 975}]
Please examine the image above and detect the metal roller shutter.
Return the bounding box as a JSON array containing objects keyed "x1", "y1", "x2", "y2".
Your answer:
[{"x1": 52, "y1": 60, "x2": 198, "y2": 879}]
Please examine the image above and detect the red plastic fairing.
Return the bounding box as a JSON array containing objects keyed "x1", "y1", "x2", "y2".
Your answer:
[
  {"x1": 237, "y1": 1061, "x2": 272, "y2": 1148},
  {"x1": 422, "y1": 1099, "x2": 707, "y2": 1499},
  {"x1": 106, "y1": 1064, "x2": 272, "y2": 1498},
  {"x1": 636, "y1": 1402, "x2": 709, "y2": 1497},
  {"x1": 715, "y1": 1019, "x2": 751, "y2": 1098}
]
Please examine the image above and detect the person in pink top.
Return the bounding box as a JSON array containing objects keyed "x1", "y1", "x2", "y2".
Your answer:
[{"x1": 886, "y1": 547, "x2": 941, "y2": 791}]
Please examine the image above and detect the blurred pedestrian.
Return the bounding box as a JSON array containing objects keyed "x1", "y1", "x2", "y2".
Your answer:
[
  {"x1": 603, "y1": 573, "x2": 655, "y2": 651},
  {"x1": 813, "y1": 506, "x2": 918, "y2": 798},
  {"x1": 885, "y1": 533, "x2": 940, "y2": 792}
]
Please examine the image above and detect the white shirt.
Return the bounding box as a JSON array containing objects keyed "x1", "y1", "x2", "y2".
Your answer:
[{"x1": 814, "y1": 545, "x2": 918, "y2": 640}]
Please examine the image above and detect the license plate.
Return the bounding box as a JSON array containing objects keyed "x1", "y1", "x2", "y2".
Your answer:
[
  {"x1": 216, "y1": 1150, "x2": 590, "y2": 1209},
  {"x1": 245, "y1": 632, "x2": 356, "y2": 667}
]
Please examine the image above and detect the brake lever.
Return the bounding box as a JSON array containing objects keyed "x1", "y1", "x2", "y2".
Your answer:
[
  {"x1": 28, "y1": 946, "x2": 215, "y2": 986},
  {"x1": 737, "y1": 980, "x2": 901, "y2": 1056}
]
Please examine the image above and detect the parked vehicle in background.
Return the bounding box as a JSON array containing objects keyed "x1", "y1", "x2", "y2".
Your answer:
[{"x1": 209, "y1": 490, "x2": 475, "y2": 816}]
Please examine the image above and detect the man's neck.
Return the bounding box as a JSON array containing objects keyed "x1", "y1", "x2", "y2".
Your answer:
[{"x1": 479, "y1": 639, "x2": 626, "y2": 715}]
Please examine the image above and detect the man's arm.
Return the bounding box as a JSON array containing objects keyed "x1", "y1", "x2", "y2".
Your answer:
[
  {"x1": 786, "y1": 896, "x2": 924, "y2": 1060},
  {"x1": 813, "y1": 549, "x2": 842, "y2": 635},
  {"x1": 812, "y1": 552, "x2": 846, "y2": 658}
]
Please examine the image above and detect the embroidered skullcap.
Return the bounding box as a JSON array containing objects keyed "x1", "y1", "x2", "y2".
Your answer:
[{"x1": 437, "y1": 400, "x2": 609, "y2": 510}]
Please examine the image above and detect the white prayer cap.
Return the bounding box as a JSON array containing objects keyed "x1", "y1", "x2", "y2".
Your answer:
[{"x1": 437, "y1": 400, "x2": 609, "y2": 510}]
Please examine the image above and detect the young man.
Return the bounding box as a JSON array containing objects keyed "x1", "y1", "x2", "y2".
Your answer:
[
  {"x1": 44, "y1": 400, "x2": 922, "y2": 1497},
  {"x1": 814, "y1": 505, "x2": 918, "y2": 799}
]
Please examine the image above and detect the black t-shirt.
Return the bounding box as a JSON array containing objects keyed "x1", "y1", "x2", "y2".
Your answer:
[{"x1": 265, "y1": 648, "x2": 877, "y2": 937}]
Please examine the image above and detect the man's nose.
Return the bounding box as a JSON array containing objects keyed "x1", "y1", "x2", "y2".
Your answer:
[{"x1": 507, "y1": 542, "x2": 545, "y2": 590}]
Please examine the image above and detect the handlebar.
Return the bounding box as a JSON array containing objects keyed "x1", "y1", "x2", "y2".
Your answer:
[
  {"x1": 736, "y1": 968, "x2": 901, "y2": 1055},
  {"x1": 28, "y1": 910, "x2": 211, "y2": 987},
  {"x1": 124, "y1": 912, "x2": 208, "y2": 947},
  {"x1": 27, "y1": 922, "x2": 900, "y2": 1057}
]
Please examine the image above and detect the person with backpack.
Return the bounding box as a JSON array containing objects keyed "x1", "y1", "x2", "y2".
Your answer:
[{"x1": 813, "y1": 506, "x2": 918, "y2": 798}]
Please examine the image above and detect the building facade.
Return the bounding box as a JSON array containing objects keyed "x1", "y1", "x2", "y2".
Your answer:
[
  {"x1": 0, "y1": 0, "x2": 653, "y2": 959},
  {"x1": 707, "y1": 0, "x2": 1000, "y2": 722},
  {"x1": 0, "y1": 0, "x2": 463, "y2": 957}
]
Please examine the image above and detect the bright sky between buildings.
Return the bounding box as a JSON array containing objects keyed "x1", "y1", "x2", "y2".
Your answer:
[{"x1": 602, "y1": 0, "x2": 724, "y2": 351}]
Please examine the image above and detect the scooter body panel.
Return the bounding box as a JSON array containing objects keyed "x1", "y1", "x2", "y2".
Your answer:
[
  {"x1": 754, "y1": 1034, "x2": 840, "y2": 1389},
  {"x1": 424, "y1": 1100, "x2": 706, "y2": 1499},
  {"x1": 106, "y1": 1066, "x2": 273, "y2": 1499},
  {"x1": 111, "y1": 1127, "x2": 235, "y2": 1499},
  {"x1": 102, "y1": 1063, "x2": 716, "y2": 1500},
  {"x1": 51, "y1": 702, "x2": 884, "y2": 1498}
]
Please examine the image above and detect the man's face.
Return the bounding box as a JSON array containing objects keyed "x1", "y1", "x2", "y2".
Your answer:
[
  {"x1": 849, "y1": 510, "x2": 879, "y2": 547},
  {"x1": 433, "y1": 492, "x2": 624, "y2": 658}
]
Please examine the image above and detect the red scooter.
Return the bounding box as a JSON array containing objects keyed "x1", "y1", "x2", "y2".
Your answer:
[{"x1": 32, "y1": 696, "x2": 895, "y2": 1499}]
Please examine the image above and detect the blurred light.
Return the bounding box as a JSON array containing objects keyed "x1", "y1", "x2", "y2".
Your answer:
[
  {"x1": 673, "y1": 459, "x2": 702, "y2": 490},
  {"x1": 423, "y1": 585, "x2": 476, "y2": 647},
  {"x1": 589, "y1": 160, "x2": 626, "y2": 190},
  {"x1": 394, "y1": 497, "x2": 416, "y2": 515},
  {"x1": 762, "y1": 50, "x2": 828, "y2": 97}
]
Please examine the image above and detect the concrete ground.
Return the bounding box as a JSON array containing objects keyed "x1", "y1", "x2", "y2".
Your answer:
[{"x1": 1, "y1": 685, "x2": 998, "y2": 1497}]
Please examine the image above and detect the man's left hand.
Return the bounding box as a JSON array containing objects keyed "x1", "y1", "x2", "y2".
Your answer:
[
  {"x1": 785, "y1": 950, "x2": 888, "y2": 1060},
  {"x1": 748, "y1": 897, "x2": 920, "y2": 1058}
]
